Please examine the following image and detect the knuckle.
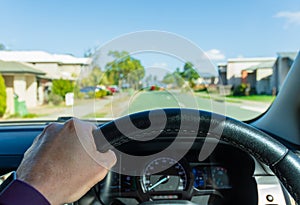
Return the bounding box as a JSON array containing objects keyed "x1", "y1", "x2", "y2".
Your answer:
[
  {"x1": 60, "y1": 119, "x2": 78, "y2": 137},
  {"x1": 44, "y1": 122, "x2": 60, "y2": 132},
  {"x1": 64, "y1": 118, "x2": 76, "y2": 129}
]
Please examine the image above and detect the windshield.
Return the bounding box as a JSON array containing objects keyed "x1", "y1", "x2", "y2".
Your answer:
[{"x1": 0, "y1": 0, "x2": 299, "y2": 122}]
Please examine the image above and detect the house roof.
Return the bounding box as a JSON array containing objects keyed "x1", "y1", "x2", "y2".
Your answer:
[
  {"x1": 52, "y1": 54, "x2": 90, "y2": 65},
  {"x1": 0, "y1": 60, "x2": 45, "y2": 75},
  {"x1": 0, "y1": 51, "x2": 90, "y2": 65},
  {"x1": 228, "y1": 57, "x2": 276, "y2": 63},
  {"x1": 277, "y1": 52, "x2": 298, "y2": 60},
  {"x1": 243, "y1": 60, "x2": 276, "y2": 72},
  {"x1": 217, "y1": 62, "x2": 227, "y2": 67}
]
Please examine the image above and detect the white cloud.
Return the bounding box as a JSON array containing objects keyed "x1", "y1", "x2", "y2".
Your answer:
[
  {"x1": 205, "y1": 49, "x2": 226, "y2": 61},
  {"x1": 150, "y1": 62, "x2": 168, "y2": 69},
  {"x1": 274, "y1": 11, "x2": 300, "y2": 27}
]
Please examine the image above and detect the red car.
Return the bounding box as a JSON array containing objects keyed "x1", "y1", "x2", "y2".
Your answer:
[{"x1": 107, "y1": 85, "x2": 120, "y2": 93}]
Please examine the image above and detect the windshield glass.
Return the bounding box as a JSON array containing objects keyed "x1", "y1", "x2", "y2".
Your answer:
[{"x1": 0, "y1": 0, "x2": 299, "y2": 122}]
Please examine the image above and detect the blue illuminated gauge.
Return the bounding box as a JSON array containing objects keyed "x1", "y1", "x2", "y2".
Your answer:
[
  {"x1": 142, "y1": 157, "x2": 187, "y2": 192},
  {"x1": 192, "y1": 166, "x2": 208, "y2": 190},
  {"x1": 211, "y1": 166, "x2": 230, "y2": 189}
]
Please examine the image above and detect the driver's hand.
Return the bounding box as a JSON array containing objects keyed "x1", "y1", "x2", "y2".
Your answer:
[{"x1": 16, "y1": 118, "x2": 117, "y2": 205}]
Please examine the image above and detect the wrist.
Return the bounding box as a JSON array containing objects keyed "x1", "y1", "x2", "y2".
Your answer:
[
  {"x1": 0, "y1": 171, "x2": 50, "y2": 205},
  {"x1": 16, "y1": 170, "x2": 58, "y2": 205}
]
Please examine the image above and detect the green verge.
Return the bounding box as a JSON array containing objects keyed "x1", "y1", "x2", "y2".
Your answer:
[{"x1": 226, "y1": 95, "x2": 276, "y2": 102}]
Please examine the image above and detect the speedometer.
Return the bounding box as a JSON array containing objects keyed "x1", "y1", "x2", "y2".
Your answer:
[{"x1": 142, "y1": 157, "x2": 187, "y2": 192}]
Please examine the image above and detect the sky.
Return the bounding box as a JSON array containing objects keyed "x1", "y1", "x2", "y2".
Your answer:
[{"x1": 1, "y1": 0, "x2": 300, "y2": 65}]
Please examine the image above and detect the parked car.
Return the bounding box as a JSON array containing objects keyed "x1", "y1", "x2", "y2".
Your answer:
[
  {"x1": 79, "y1": 86, "x2": 98, "y2": 93},
  {"x1": 80, "y1": 86, "x2": 111, "y2": 98},
  {"x1": 106, "y1": 85, "x2": 120, "y2": 93}
]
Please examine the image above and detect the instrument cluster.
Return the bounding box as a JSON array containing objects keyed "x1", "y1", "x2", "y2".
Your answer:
[{"x1": 99, "y1": 156, "x2": 232, "y2": 202}]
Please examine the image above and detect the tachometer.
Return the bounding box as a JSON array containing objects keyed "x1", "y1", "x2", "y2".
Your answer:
[
  {"x1": 211, "y1": 166, "x2": 230, "y2": 189},
  {"x1": 142, "y1": 157, "x2": 187, "y2": 192}
]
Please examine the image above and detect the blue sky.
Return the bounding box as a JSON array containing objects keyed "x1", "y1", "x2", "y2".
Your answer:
[{"x1": 1, "y1": 0, "x2": 300, "y2": 61}]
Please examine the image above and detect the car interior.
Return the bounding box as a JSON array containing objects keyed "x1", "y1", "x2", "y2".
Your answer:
[
  {"x1": 1, "y1": 2, "x2": 300, "y2": 205},
  {"x1": 0, "y1": 52, "x2": 299, "y2": 205}
]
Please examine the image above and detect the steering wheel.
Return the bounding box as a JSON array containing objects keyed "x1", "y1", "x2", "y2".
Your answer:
[{"x1": 92, "y1": 108, "x2": 300, "y2": 204}]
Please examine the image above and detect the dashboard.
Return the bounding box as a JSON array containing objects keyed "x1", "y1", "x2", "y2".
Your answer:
[
  {"x1": 91, "y1": 138, "x2": 257, "y2": 205},
  {"x1": 0, "y1": 124, "x2": 292, "y2": 205},
  {"x1": 99, "y1": 159, "x2": 231, "y2": 203}
]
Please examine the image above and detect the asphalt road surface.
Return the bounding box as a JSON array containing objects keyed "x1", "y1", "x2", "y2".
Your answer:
[
  {"x1": 122, "y1": 91, "x2": 270, "y2": 121},
  {"x1": 27, "y1": 91, "x2": 271, "y2": 122}
]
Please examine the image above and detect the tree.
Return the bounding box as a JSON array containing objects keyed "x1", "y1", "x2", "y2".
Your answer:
[
  {"x1": 0, "y1": 74, "x2": 7, "y2": 117},
  {"x1": 84, "y1": 46, "x2": 97, "y2": 57},
  {"x1": 80, "y1": 66, "x2": 104, "y2": 87},
  {"x1": 0, "y1": 43, "x2": 6, "y2": 50},
  {"x1": 104, "y1": 51, "x2": 145, "y2": 89},
  {"x1": 181, "y1": 62, "x2": 200, "y2": 87},
  {"x1": 51, "y1": 79, "x2": 74, "y2": 98},
  {"x1": 162, "y1": 68, "x2": 185, "y2": 88}
]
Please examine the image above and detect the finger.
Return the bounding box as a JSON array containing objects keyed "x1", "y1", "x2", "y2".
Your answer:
[
  {"x1": 72, "y1": 117, "x2": 97, "y2": 130},
  {"x1": 93, "y1": 149, "x2": 117, "y2": 170},
  {"x1": 32, "y1": 122, "x2": 60, "y2": 143}
]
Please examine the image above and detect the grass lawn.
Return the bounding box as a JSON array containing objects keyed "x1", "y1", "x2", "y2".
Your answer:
[
  {"x1": 226, "y1": 95, "x2": 276, "y2": 102},
  {"x1": 83, "y1": 112, "x2": 107, "y2": 119}
]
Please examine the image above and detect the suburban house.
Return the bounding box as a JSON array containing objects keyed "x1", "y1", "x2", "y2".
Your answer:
[
  {"x1": 0, "y1": 51, "x2": 90, "y2": 115},
  {"x1": 241, "y1": 60, "x2": 276, "y2": 94},
  {"x1": 271, "y1": 52, "x2": 298, "y2": 94},
  {"x1": 0, "y1": 60, "x2": 45, "y2": 115},
  {"x1": 225, "y1": 57, "x2": 276, "y2": 88},
  {"x1": 217, "y1": 51, "x2": 298, "y2": 95},
  {"x1": 0, "y1": 51, "x2": 90, "y2": 80},
  {"x1": 217, "y1": 62, "x2": 227, "y2": 85}
]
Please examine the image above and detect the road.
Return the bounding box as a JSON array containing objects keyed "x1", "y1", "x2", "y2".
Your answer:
[
  {"x1": 31, "y1": 97, "x2": 114, "y2": 120},
  {"x1": 121, "y1": 91, "x2": 271, "y2": 121},
  {"x1": 26, "y1": 91, "x2": 271, "y2": 121}
]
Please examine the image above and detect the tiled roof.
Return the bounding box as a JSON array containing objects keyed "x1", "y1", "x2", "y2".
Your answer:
[
  {"x1": 228, "y1": 57, "x2": 276, "y2": 62},
  {"x1": 244, "y1": 60, "x2": 276, "y2": 71},
  {"x1": 0, "y1": 51, "x2": 90, "y2": 64},
  {"x1": 0, "y1": 60, "x2": 45, "y2": 75}
]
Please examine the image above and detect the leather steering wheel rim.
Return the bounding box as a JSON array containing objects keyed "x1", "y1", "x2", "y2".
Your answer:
[{"x1": 92, "y1": 108, "x2": 300, "y2": 203}]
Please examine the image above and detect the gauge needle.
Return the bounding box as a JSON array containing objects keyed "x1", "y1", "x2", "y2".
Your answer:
[{"x1": 148, "y1": 176, "x2": 170, "y2": 191}]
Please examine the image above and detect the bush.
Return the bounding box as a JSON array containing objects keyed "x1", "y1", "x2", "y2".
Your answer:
[
  {"x1": 75, "y1": 92, "x2": 85, "y2": 99},
  {"x1": 0, "y1": 74, "x2": 6, "y2": 117},
  {"x1": 73, "y1": 85, "x2": 85, "y2": 99},
  {"x1": 193, "y1": 84, "x2": 207, "y2": 92},
  {"x1": 52, "y1": 79, "x2": 74, "y2": 98},
  {"x1": 233, "y1": 83, "x2": 248, "y2": 96},
  {"x1": 87, "y1": 91, "x2": 95, "y2": 99},
  {"x1": 95, "y1": 90, "x2": 108, "y2": 98},
  {"x1": 106, "y1": 90, "x2": 112, "y2": 96},
  {"x1": 48, "y1": 93, "x2": 63, "y2": 105},
  {"x1": 95, "y1": 90, "x2": 103, "y2": 98}
]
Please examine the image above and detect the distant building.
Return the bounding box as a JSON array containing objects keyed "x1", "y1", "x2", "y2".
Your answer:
[
  {"x1": 242, "y1": 60, "x2": 275, "y2": 94},
  {"x1": 0, "y1": 51, "x2": 90, "y2": 106},
  {"x1": 217, "y1": 63, "x2": 227, "y2": 85},
  {"x1": 221, "y1": 52, "x2": 298, "y2": 95},
  {"x1": 0, "y1": 51, "x2": 90, "y2": 80},
  {"x1": 0, "y1": 60, "x2": 45, "y2": 115},
  {"x1": 195, "y1": 73, "x2": 218, "y2": 85},
  {"x1": 226, "y1": 57, "x2": 276, "y2": 88},
  {"x1": 271, "y1": 52, "x2": 298, "y2": 94}
]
